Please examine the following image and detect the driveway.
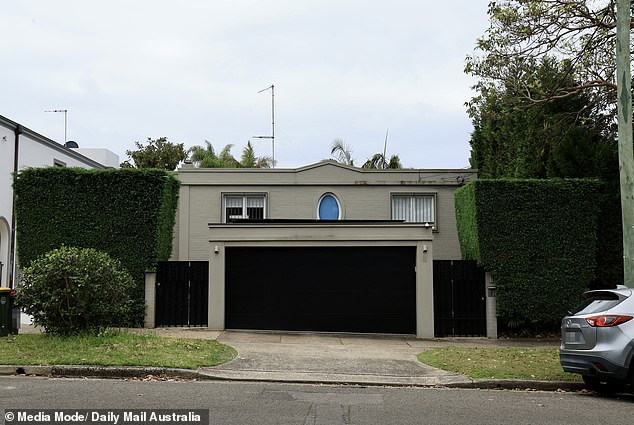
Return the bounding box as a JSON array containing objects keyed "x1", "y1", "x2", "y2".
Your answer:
[
  {"x1": 151, "y1": 329, "x2": 551, "y2": 386},
  {"x1": 19, "y1": 325, "x2": 560, "y2": 387}
]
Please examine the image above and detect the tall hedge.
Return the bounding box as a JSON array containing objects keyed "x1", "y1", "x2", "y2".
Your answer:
[
  {"x1": 13, "y1": 168, "x2": 180, "y2": 325},
  {"x1": 455, "y1": 179, "x2": 605, "y2": 330}
]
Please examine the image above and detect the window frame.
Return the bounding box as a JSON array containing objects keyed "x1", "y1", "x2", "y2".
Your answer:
[
  {"x1": 222, "y1": 193, "x2": 267, "y2": 223},
  {"x1": 316, "y1": 192, "x2": 342, "y2": 220},
  {"x1": 390, "y1": 192, "x2": 437, "y2": 229}
]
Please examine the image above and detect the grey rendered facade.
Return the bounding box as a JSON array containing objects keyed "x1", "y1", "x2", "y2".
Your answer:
[{"x1": 166, "y1": 161, "x2": 477, "y2": 338}]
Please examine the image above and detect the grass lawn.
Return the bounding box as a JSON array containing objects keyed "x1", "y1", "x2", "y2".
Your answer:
[
  {"x1": 417, "y1": 347, "x2": 581, "y2": 381},
  {"x1": 0, "y1": 331, "x2": 236, "y2": 370}
]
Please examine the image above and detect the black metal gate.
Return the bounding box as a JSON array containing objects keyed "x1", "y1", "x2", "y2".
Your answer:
[
  {"x1": 155, "y1": 261, "x2": 208, "y2": 327},
  {"x1": 433, "y1": 260, "x2": 486, "y2": 337}
]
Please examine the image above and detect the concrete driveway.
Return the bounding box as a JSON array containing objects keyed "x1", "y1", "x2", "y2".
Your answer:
[
  {"x1": 151, "y1": 329, "x2": 555, "y2": 386},
  {"x1": 206, "y1": 331, "x2": 474, "y2": 386}
]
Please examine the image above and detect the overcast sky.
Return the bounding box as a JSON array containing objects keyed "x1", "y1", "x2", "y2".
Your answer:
[{"x1": 2, "y1": 1, "x2": 490, "y2": 169}]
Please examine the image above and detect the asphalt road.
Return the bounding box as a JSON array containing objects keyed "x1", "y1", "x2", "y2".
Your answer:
[{"x1": 1, "y1": 376, "x2": 632, "y2": 425}]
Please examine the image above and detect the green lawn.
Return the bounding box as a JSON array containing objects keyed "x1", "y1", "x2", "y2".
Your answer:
[
  {"x1": 417, "y1": 347, "x2": 581, "y2": 381},
  {"x1": 0, "y1": 331, "x2": 236, "y2": 370}
]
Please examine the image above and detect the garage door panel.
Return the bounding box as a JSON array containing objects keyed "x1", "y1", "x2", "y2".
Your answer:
[
  {"x1": 227, "y1": 284, "x2": 415, "y2": 314},
  {"x1": 228, "y1": 314, "x2": 415, "y2": 334},
  {"x1": 226, "y1": 246, "x2": 416, "y2": 334},
  {"x1": 266, "y1": 290, "x2": 415, "y2": 315}
]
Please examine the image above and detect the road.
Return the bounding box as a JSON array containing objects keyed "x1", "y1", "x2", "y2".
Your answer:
[{"x1": 0, "y1": 376, "x2": 631, "y2": 425}]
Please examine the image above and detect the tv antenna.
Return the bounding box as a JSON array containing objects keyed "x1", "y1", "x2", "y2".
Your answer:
[
  {"x1": 45, "y1": 109, "x2": 68, "y2": 144},
  {"x1": 382, "y1": 129, "x2": 389, "y2": 169},
  {"x1": 254, "y1": 84, "x2": 275, "y2": 168}
]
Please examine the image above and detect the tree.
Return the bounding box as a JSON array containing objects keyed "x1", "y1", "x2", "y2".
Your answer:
[
  {"x1": 121, "y1": 137, "x2": 187, "y2": 170},
  {"x1": 466, "y1": 0, "x2": 630, "y2": 122},
  {"x1": 468, "y1": 57, "x2": 618, "y2": 179},
  {"x1": 329, "y1": 138, "x2": 355, "y2": 166},
  {"x1": 188, "y1": 141, "x2": 273, "y2": 168},
  {"x1": 327, "y1": 138, "x2": 403, "y2": 169},
  {"x1": 188, "y1": 141, "x2": 239, "y2": 168},
  {"x1": 362, "y1": 153, "x2": 403, "y2": 170},
  {"x1": 240, "y1": 141, "x2": 274, "y2": 168}
]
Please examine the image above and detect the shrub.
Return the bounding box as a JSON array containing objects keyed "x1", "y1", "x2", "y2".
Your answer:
[
  {"x1": 455, "y1": 179, "x2": 605, "y2": 331},
  {"x1": 17, "y1": 246, "x2": 136, "y2": 335}
]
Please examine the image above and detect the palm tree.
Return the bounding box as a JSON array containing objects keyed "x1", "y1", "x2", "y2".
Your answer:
[
  {"x1": 362, "y1": 153, "x2": 403, "y2": 169},
  {"x1": 188, "y1": 140, "x2": 237, "y2": 168},
  {"x1": 329, "y1": 138, "x2": 355, "y2": 166},
  {"x1": 362, "y1": 130, "x2": 402, "y2": 169},
  {"x1": 189, "y1": 140, "x2": 273, "y2": 168},
  {"x1": 328, "y1": 137, "x2": 402, "y2": 169}
]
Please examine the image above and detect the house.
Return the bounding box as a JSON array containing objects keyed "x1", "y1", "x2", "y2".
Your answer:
[
  {"x1": 148, "y1": 161, "x2": 494, "y2": 338},
  {"x1": 0, "y1": 114, "x2": 116, "y2": 289}
]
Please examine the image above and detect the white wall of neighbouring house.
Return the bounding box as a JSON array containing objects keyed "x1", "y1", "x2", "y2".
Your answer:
[
  {"x1": 18, "y1": 134, "x2": 106, "y2": 169},
  {"x1": 0, "y1": 123, "x2": 16, "y2": 288},
  {"x1": 72, "y1": 148, "x2": 119, "y2": 168}
]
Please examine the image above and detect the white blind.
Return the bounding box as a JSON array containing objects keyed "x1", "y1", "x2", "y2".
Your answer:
[
  {"x1": 225, "y1": 196, "x2": 243, "y2": 208},
  {"x1": 392, "y1": 195, "x2": 434, "y2": 223},
  {"x1": 392, "y1": 196, "x2": 412, "y2": 221},
  {"x1": 246, "y1": 196, "x2": 264, "y2": 208},
  {"x1": 414, "y1": 196, "x2": 434, "y2": 223}
]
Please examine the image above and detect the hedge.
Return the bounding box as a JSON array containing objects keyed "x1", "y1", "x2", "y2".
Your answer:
[
  {"x1": 455, "y1": 179, "x2": 605, "y2": 330},
  {"x1": 13, "y1": 168, "x2": 180, "y2": 325}
]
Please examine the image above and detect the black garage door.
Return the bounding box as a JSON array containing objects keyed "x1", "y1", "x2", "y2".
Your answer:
[{"x1": 225, "y1": 246, "x2": 416, "y2": 334}]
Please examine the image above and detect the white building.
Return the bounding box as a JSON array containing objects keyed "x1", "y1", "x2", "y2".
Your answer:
[
  {"x1": 0, "y1": 114, "x2": 117, "y2": 288},
  {"x1": 72, "y1": 147, "x2": 120, "y2": 168}
]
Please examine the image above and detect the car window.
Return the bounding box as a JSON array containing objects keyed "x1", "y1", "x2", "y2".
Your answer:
[{"x1": 572, "y1": 292, "x2": 624, "y2": 315}]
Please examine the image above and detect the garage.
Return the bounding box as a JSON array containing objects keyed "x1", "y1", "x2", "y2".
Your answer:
[
  {"x1": 206, "y1": 222, "x2": 434, "y2": 338},
  {"x1": 225, "y1": 246, "x2": 416, "y2": 334}
]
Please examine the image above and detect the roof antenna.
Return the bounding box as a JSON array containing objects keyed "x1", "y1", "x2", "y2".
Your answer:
[
  {"x1": 45, "y1": 109, "x2": 68, "y2": 144},
  {"x1": 254, "y1": 85, "x2": 275, "y2": 168},
  {"x1": 382, "y1": 129, "x2": 389, "y2": 169}
]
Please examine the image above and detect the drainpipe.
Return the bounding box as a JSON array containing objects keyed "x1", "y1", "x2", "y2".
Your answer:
[{"x1": 8, "y1": 124, "x2": 22, "y2": 289}]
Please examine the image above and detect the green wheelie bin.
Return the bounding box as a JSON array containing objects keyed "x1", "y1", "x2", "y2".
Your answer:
[{"x1": 0, "y1": 288, "x2": 17, "y2": 336}]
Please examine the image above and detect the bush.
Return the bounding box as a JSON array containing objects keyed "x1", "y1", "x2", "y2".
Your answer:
[
  {"x1": 455, "y1": 179, "x2": 605, "y2": 331},
  {"x1": 17, "y1": 246, "x2": 136, "y2": 335}
]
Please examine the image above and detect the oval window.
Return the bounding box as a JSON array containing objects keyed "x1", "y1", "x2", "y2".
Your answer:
[{"x1": 318, "y1": 194, "x2": 340, "y2": 220}]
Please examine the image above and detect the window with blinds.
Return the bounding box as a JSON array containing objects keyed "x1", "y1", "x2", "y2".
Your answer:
[
  {"x1": 224, "y1": 194, "x2": 266, "y2": 222},
  {"x1": 391, "y1": 194, "x2": 435, "y2": 226}
]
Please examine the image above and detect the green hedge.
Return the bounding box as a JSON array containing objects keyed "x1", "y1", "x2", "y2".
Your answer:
[
  {"x1": 14, "y1": 168, "x2": 180, "y2": 325},
  {"x1": 455, "y1": 179, "x2": 605, "y2": 330}
]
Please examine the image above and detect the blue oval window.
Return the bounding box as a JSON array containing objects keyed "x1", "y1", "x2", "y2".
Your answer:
[{"x1": 318, "y1": 194, "x2": 340, "y2": 220}]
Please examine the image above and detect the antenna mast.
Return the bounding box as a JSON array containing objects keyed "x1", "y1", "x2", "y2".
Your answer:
[
  {"x1": 45, "y1": 109, "x2": 68, "y2": 144},
  {"x1": 382, "y1": 129, "x2": 389, "y2": 169},
  {"x1": 254, "y1": 85, "x2": 275, "y2": 168}
]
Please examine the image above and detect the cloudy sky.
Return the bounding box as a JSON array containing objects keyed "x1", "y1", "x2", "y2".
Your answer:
[{"x1": 2, "y1": 1, "x2": 490, "y2": 169}]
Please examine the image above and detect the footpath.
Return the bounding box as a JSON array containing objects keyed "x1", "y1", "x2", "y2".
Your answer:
[{"x1": 1, "y1": 326, "x2": 584, "y2": 391}]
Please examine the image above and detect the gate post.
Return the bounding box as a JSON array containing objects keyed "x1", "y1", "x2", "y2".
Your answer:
[
  {"x1": 485, "y1": 272, "x2": 497, "y2": 338},
  {"x1": 208, "y1": 242, "x2": 225, "y2": 330},
  {"x1": 144, "y1": 272, "x2": 156, "y2": 328},
  {"x1": 416, "y1": 240, "x2": 434, "y2": 338}
]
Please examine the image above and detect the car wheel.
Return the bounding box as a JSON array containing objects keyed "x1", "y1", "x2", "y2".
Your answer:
[{"x1": 582, "y1": 375, "x2": 622, "y2": 394}]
